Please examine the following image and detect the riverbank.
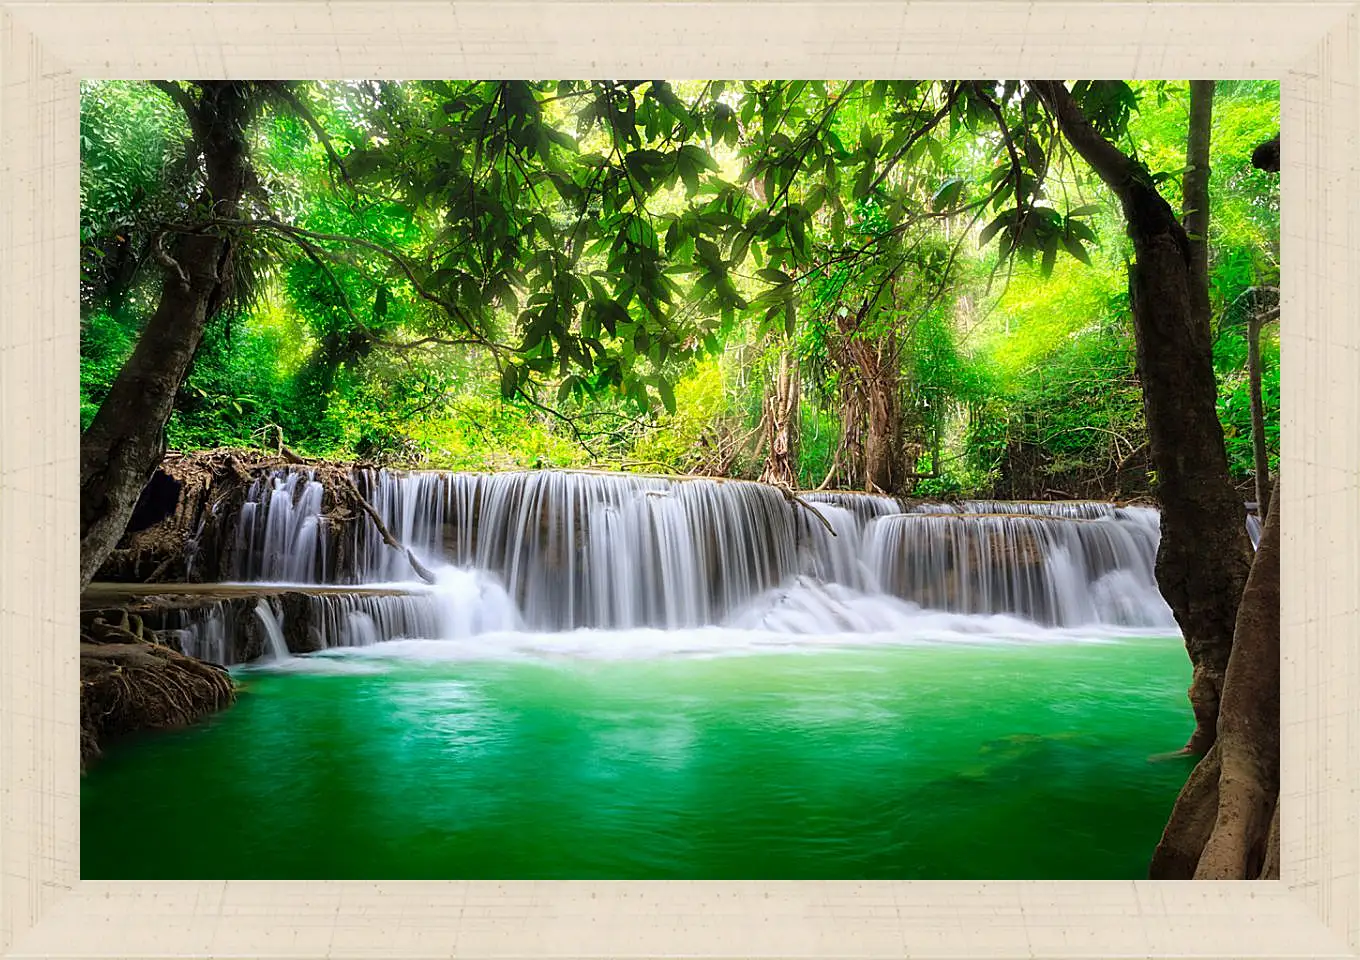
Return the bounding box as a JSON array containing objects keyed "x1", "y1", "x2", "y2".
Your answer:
[{"x1": 79, "y1": 611, "x2": 235, "y2": 769}]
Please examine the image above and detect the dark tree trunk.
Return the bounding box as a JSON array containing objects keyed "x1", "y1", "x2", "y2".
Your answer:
[
  {"x1": 760, "y1": 343, "x2": 801, "y2": 488},
  {"x1": 1252, "y1": 134, "x2": 1280, "y2": 174},
  {"x1": 83, "y1": 231, "x2": 143, "y2": 315},
  {"x1": 1182, "y1": 81, "x2": 1215, "y2": 332},
  {"x1": 819, "y1": 382, "x2": 864, "y2": 490},
  {"x1": 1033, "y1": 81, "x2": 1253, "y2": 756},
  {"x1": 80, "y1": 82, "x2": 257, "y2": 591},
  {"x1": 1150, "y1": 475, "x2": 1280, "y2": 879}
]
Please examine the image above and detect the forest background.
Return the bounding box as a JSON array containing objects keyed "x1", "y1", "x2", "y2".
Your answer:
[{"x1": 78, "y1": 79, "x2": 1280, "y2": 503}]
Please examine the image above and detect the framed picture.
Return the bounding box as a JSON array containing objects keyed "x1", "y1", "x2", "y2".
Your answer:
[{"x1": 4, "y1": 2, "x2": 1355, "y2": 957}]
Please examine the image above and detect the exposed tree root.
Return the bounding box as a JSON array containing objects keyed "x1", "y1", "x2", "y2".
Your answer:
[
  {"x1": 1149, "y1": 743, "x2": 1222, "y2": 878},
  {"x1": 80, "y1": 619, "x2": 236, "y2": 770},
  {"x1": 1150, "y1": 476, "x2": 1280, "y2": 879},
  {"x1": 1260, "y1": 799, "x2": 1281, "y2": 880}
]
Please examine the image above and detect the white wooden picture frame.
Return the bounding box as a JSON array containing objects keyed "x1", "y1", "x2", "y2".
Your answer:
[{"x1": 2, "y1": 2, "x2": 1355, "y2": 957}]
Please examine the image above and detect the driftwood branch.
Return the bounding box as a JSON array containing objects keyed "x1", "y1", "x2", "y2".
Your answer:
[
  {"x1": 772, "y1": 483, "x2": 837, "y2": 536},
  {"x1": 339, "y1": 476, "x2": 437, "y2": 585}
]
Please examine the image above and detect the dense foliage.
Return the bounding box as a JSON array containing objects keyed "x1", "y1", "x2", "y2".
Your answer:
[{"x1": 80, "y1": 79, "x2": 1280, "y2": 498}]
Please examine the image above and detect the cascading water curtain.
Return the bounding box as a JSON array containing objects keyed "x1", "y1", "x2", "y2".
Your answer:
[{"x1": 214, "y1": 467, "x2": 1197, "y2": 655}]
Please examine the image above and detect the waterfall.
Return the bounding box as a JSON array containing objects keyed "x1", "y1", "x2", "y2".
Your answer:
[
  {"x1": 208, "y1": 467, "x2": 1205, "y2": 661},
  {"x1": 344, "y1": 470, "x2": 805, "y2": 630},
  {"x1": 233, "y1": 471, "x2": 328, "y2": 583},
  {"x1": 175, "y1": 603, "x2": 230, "y2": 664},
  {"x1": 862, "y1": 508, "x2": 1175, "y2": 628},
  {"x1": 253, "y1": 599, "x2": 291, "y2": 661}
]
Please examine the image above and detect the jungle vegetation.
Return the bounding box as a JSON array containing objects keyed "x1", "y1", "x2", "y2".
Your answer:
[{"x1": 80, "y1": 80, "x2": 1278, "y2": 496}]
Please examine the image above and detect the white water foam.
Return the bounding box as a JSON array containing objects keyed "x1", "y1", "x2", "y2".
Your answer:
[{"x1": 237, "y1": 569, "x2": 1178, "y2": 673}]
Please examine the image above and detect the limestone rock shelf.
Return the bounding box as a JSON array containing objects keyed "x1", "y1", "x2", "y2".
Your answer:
[{"x1": 81, "y1": 581, "x2": 439, "y2": 666}]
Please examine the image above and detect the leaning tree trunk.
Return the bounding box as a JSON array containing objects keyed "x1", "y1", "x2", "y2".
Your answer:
[
  {"x1": 1033, "y1": 81, "x2": 1254, "y2": 756},
  {"x1": 1150, "y1": 474, "x2": 1280, "y2": 879},
  {"x1": 1183, "y1": 81, "x2": 1215, "y2": 333},
  {"x1": 1247, "y1": 130, "x2": 1282, "y2": 521},
  {"x1": 760, "y1": 342, "x2": 801, "y2": 488},
  {"x1": 79, "y1": 82, "x2": 256, "y2": 591}
]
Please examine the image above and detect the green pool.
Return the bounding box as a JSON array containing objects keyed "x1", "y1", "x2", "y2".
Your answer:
[{"x1": 81, "y1": 631, "x2": 1195, "y2": 879}]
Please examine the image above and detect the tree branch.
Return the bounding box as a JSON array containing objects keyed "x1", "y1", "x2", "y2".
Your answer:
[
  {"x1": 166, "y1": 217, "x2": 502, "y2": 351},
  {"x1": 149, "y1": 80, "x2": 203, "y2": 138},
  {"x1": 866, "y1": 82, "x2": 961, "y2": 196},
  {"x1": 970, "y1": 81, "x2": 1028, "y2": 244},
  {"x1": 270, "y1": 83, "x2": 355, "y2": 190},
  {"x1": 1028, "y1": 80, "x2": 1144, "y2": 197}
]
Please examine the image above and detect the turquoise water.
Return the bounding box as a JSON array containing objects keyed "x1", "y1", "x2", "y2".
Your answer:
[{"x1": 81, "y1": 632, "x2": 1195, "y2": 879}]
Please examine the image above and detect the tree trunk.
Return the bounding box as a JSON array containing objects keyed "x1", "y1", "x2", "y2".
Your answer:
[
  {"x1": 862, "y1": 350, "x2": 902, "y2": 494},
  {"x1": 827, "y1": 380, "x2": 865, "y2": 491},
  {"x1": 1033, "y1": 81, "x2": 1253, "y2": 756},
  {"x1": 760, "y1": 342, "x2": 801, "y2": 488},
  {"x1": 80, "y1": 82, "x2": 256, "y2": 591},
  {"x1": 833, "y1": 302, "x2": 902, "y2": 493},
  {"x1": 1150, "y1": 474, "x2": 1280, "y2": 879},
  {"x1": 1248, "y1": 313, "x2": 1272, "y2": 520},
  {"x1": 1183, "y1": 81, "x2": 1215, "y2": 333}
]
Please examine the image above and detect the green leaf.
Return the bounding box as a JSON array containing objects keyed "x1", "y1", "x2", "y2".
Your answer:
[
  {"x1": 1067, "y1": 219, "x2": 1099, "y2": 244},
  {"x1": 679, "y1": 159, "x2": 700, "y2": 198},
  {"x1": 500, "y1": 365, "x2": 519, "y2": 399},
  {"x1": 853, "y1": 164, "x2": 874, "y2": 199},
  {"x1": 656, "y1": 378, "x2": 676, "y2": 414},
  {"x1": 869, "y1": 80, "x2": 888, "y2": 114},
  {"x1": 544, "y1": 126, "x2": 579, "y2": 152},
  {"x1": 1040, "y1": 238, "x2": 1057, "y2": 278},
  {"x1": 679, "y1": 142, "x2": 720, "y2": 172},
  {"x1": 1061, "y1": 235, "x2": 1092, "y2": 265},
  {"x1": 694, "y1": 236, "x2": 724, "y2": 268},
  {"x1": 665, "y1": 219, "x2": 685, "y2": 256},
  {"x1": 978, "y1": 211, "x2": 1012, "y2": 247},
  {"x1": 932, "y1": 178, "x2": 965, "y2": 212}
]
